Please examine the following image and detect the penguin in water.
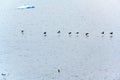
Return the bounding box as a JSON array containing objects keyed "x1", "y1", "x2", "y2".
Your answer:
[{"x1": 85, "y1": 33, "x2": 89, "y2": 37}]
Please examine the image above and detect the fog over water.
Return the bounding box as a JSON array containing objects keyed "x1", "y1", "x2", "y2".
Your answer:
[{"x1": 0, "y1": 0, "x2": 120, "y2": 80}]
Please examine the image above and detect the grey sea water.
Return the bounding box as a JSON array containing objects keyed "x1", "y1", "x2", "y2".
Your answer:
[{"x1": 0, "y1": 0, "x2": 120, "y2": 80}]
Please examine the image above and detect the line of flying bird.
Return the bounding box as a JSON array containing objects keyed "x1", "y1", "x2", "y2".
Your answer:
[
  {"x1": 43, "y1": 31, "x2": 113, "y2": 37},
  {"x1": 21, "y1": 30, "x2": 113, "y2": 37}
]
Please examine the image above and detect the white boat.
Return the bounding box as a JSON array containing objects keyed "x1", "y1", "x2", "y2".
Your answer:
[{"x1": 17, "y1": 5, "x2": 35, "y2": 9}]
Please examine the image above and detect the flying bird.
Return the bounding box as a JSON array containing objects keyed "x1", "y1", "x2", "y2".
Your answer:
[
  {"x1": 57, "y1": 30, "x2": 61, "y2": 34},
  {"x1": 76, "y1": 32, "x2": 79, "y2": 34},
  {"x1": 85, "y1": 33, "x2": 89, "y2": 37},
  {"x1": 68, "y1": 32, "x2": 72, "y2": 35},
  {"x1": 101, "y1": 31, "x2": 104, "y2": 34}
]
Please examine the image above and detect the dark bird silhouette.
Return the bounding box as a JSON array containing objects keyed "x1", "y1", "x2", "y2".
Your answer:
[
  {"x1": 44, "y1": 32, "x2": 46, "y2": 34},
  {"x1": 21, "y1": 30, "x2": 24, "y2": 35},
  {"x1": 58, "y1": 69, "x2": 60, "y2": 73},
  {"x1": 43, "y1": 32, "x2": 47, "y2": 36},
  {"x1": 110, "y1": 32, "x2": 113, "y2": 38},
  {"x1": 76, "y1": 32, "x2": 79, "y2": 34},
  {"x1": 101, "y1": 31, "x2": 104, "y2": 34},
  {"x1": 68, "y1": 32, "x2": 72, "y2": 35},
  {"x1": 85, "y1": 33, "x2": 89, "y2": 37},
  {"x1": 110, "y1": 32, "x2": 113, "y2": 35},
  {"x1": 57, "y1": 30, "x2": 61, "y2": 34}
]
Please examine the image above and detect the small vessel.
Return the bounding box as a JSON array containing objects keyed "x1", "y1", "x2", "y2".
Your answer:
[{"x1": 17, "y1": 5, "x2": 35, "y2": 9}]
